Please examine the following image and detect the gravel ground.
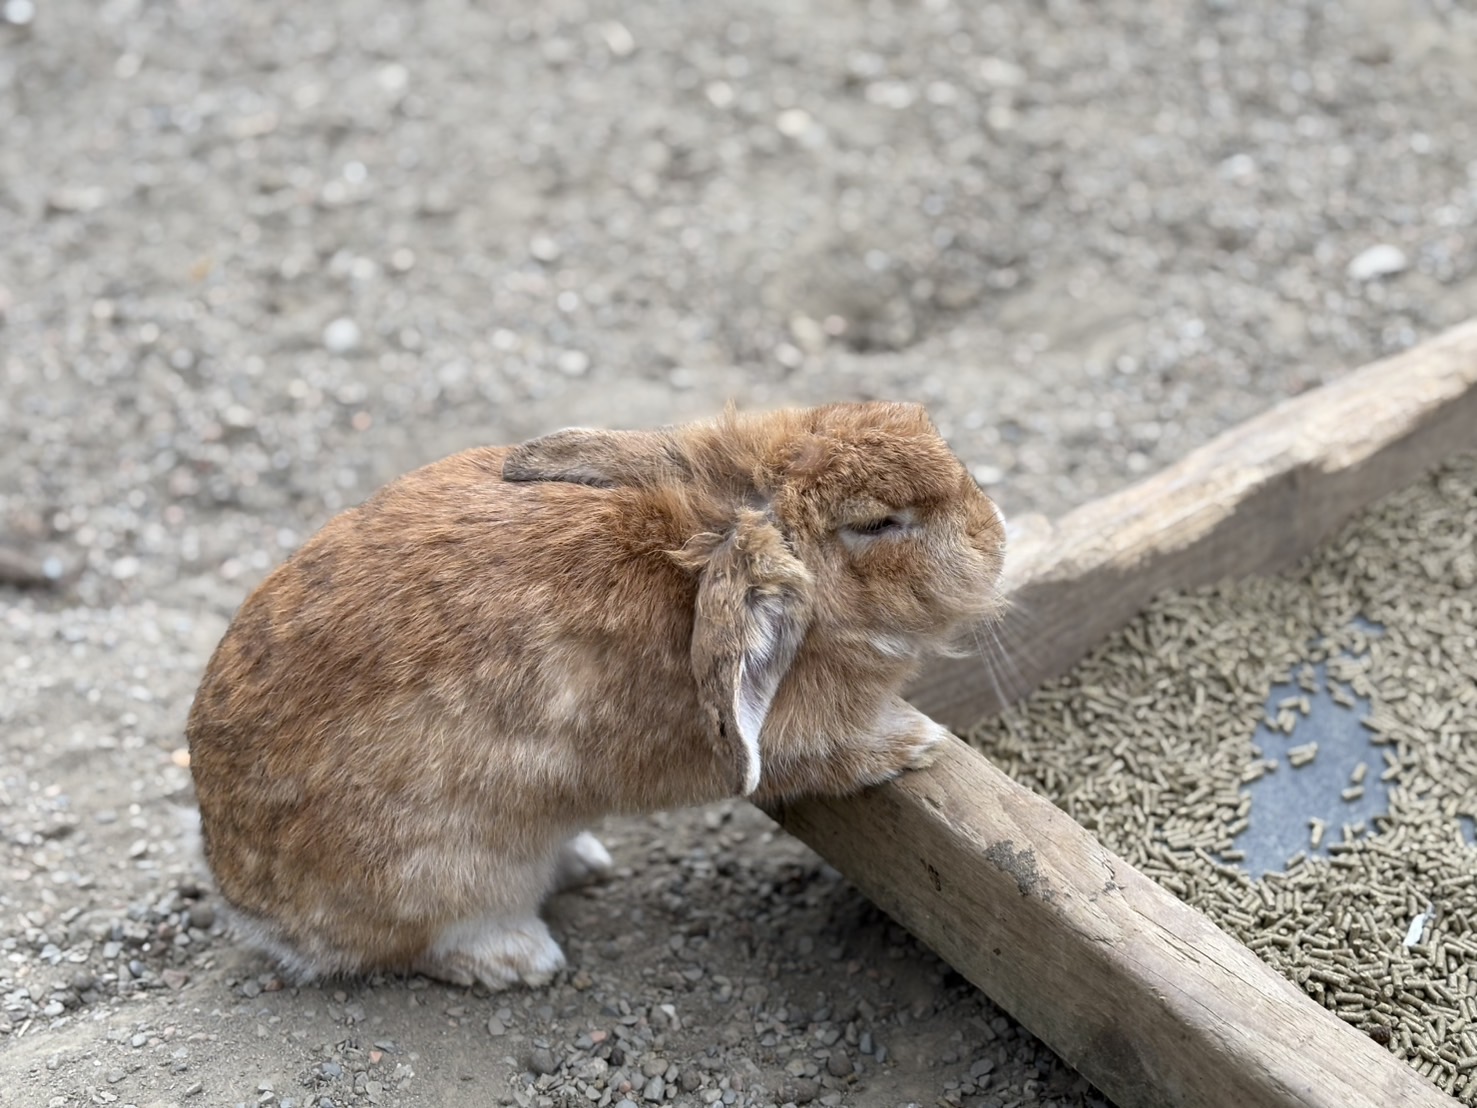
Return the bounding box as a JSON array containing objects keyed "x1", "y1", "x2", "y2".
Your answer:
[{"x1": 2, "y1": 0, "x2": 1475, "y2": 1105}]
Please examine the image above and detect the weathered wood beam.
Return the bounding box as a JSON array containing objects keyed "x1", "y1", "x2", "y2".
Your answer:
[{"x1": 772, "y1": 740, "x2": 1453, "y2": 1108}]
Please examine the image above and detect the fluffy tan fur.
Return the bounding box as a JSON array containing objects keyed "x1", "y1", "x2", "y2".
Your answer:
[{"x1": 186, "y1": 401, "x2": 1005, "y2": 984}]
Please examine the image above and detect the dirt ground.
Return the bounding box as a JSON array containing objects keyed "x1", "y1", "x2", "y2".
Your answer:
[{"x1": 2, "y1": 1, "x2": 1475, "y2": 1106}]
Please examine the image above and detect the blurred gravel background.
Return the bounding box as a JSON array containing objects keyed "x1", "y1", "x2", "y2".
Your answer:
[{"x1": 2, "y1": 0, "x2": 1475, "y2": 1105}]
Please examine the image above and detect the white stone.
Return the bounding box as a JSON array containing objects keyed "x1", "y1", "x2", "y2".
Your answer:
[
  {"x1": 776, "y1": 109, "x2": 813, "y2": 138},
  {"x1": 3, "y1": 0, "x2": 36, "y2": 25},
  {"x1": 322, "y1": 318, "x2": 362, "y2": 353},
  {"x1": 1346, "y1": 244, "x2": 1408, "y2": 282},
  {"x1": 556, "y1": 350, "x2": 590, "y2": 377}
]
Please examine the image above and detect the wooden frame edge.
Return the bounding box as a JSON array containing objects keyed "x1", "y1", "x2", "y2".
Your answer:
[{"x1": 772, "y1": 741, "x2": 1452, "y2": 1108}]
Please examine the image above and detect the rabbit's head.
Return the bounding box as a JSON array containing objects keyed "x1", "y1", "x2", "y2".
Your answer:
[{"x1": 504, "y1": 401, "x2": 1005, "y2": 795}]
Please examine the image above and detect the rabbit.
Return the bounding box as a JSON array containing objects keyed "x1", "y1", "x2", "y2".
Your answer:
[{"x1": 185, "y1": 401, "x2": 1006, "y2": 989}]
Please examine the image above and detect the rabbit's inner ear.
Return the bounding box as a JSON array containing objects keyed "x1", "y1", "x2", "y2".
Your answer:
[
  {"x1": 502, "y1": 427, "x2": 686, "y2": 488},
  {"x1": 691, "y1": 514, "x2": 813, "y2": 796},
  {"x1": 731, "y1": 594, "x2": 805, "y2": 793}
]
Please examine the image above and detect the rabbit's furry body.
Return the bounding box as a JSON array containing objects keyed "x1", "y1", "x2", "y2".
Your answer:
[{"x1": 186, "y1": 402, "x2": 1005, "y2": 987}]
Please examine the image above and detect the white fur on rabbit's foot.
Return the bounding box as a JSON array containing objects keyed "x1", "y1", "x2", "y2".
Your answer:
[
  {"x1": 872, "y1": 698, "x2": 955, "y2": 775},
  {"x1": 552, "y1": 831, "x2": 615, "y2": 892},
  {"x1": 903, "y1": 717, "x2": 955, "y2": 771},
  {"x1": 415, "y1": 915, "x2": 567, "y2": 990}
]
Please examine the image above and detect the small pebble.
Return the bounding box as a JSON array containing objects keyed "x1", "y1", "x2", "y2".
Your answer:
[
  {"x1": 787, "y1": 1078, "x2": 819, "y2": 1104},
  {"x1": 2, "y1": 0, "x2": 37, "y2": 26},
  {"x1": 1346, "y1": 244, "x2": 1408, "y2": 282},
  {"x1": 322, "y1": 318, "x2": 362, "y2": 354},
  {"x1": 186, "y1": 904, "x2": 215, "y2": 930},
  {"x1": 556, "y1": 349, "x2": 590, "y2": 377}
]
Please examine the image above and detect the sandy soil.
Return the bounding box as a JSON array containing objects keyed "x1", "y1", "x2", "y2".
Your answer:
[{"x1": 2, "y1": 1, "x2": 1474, "y2": 1106}]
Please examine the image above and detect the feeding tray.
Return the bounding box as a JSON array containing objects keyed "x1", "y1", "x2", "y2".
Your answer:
[{"x1": 770, "y1": 320, "x2": 1477, "y2": 1108}]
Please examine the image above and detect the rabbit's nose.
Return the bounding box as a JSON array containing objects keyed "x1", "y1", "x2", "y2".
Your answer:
[{"x1": 966, "y1": 493, "x2": 1007, "y2": 547}]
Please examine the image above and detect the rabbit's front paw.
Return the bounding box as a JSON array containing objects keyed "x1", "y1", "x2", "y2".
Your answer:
[{"x1": 896, "y1": 716, "x2": 953, "y2": 774}]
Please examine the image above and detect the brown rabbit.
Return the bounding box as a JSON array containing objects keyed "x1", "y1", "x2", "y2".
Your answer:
[{"x1": 186, "y1": 401, "x2": 1005, "y2": 988}]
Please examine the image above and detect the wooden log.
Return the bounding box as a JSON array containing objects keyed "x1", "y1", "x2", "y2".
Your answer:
[
  {"x1": 771, "y1": 322, "x2": 1477, "y2": 1107},
  {"x1": 771, "y1": 740, "x2": 1454, "y2": 1108},
  {"x1": 908, "y1": 318, "x2": 1477, "y2": 730}
]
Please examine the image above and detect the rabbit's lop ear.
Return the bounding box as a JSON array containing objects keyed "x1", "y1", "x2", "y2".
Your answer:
[
  {"x1": 502, "y1": 427, "x2": 688, "y2": 488},
  {"x1": 682, "y1": 512, "x2": 813, "y2": 797}
]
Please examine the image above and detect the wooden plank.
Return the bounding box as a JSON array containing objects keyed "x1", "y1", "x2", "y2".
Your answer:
[
  {"x1": 908, "y1": 318, "x2": 1477, "y2": 730},
  {"x1": 770, "y1": 323, "x2": 1477, "y2": 1107},
  {"x1": 771, "y1": 740, "x2": 1454, "y2": 1108}
]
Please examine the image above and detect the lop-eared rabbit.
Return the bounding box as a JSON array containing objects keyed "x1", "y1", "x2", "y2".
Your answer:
[{"x1": 187, "y1": 402, "x2": 1005, "y2": 988}]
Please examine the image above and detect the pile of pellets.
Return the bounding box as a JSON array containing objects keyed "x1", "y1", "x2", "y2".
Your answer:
[{"x1": 970, "y1": 452, "x2": 1477, "y2": 1100}]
